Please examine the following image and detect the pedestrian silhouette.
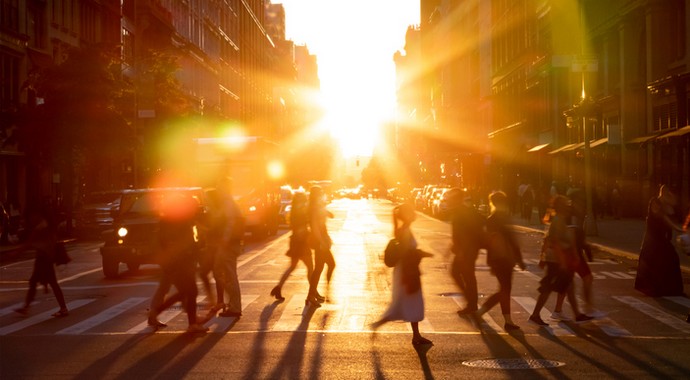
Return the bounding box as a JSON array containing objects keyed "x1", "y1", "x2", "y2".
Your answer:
[
  {"x1": 529, "y1": 195, "x2": 592, "y2": 326},
  {"x1": 148, "y1": 192, "x2": 208, "y2": 333},
  {"x1": 476, "y1": 191, "x2": 525, "y2": 331},
  {"x1": 634, "y1": 185, "x2": 685, "y2": 297},
  {"x1": 371, "y1": 203, "x2": 433, "y2": 346},
  {"x1": 447, "y1": 188, "x2": 486, "y2": 315},
  {"x1": 14, "y1": 207, "x2": 68, "y2": 318},
  {"x1": 306, "y1": 186, "x2": 335, "y2": 305},
  {"x1": 271, "y1": 191, "x2": 314, "y2": 301},
  {"x1": 215, "y1": 177, "x2": 245, "y2": 318}
]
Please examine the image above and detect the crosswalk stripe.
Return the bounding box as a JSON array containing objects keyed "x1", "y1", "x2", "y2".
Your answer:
[
  {"x1": 664, "y1": 296, "x2": 690, "y2": 308},
  {"x1": 589, "y1": 318, "x2": 633, "y2": 337},
  {"x1": 0, "y1": 299, "x2": 95, "y2": 335},
  {"x1": 205, "y1": 294, "x2": 259, "y2": 332},
  {"x1": 449, "y1": 295, "x2": 501, "y2": 331},
  {"x1": 272, "y1": 294, "x2": 313, "y2": 331},
  {"x1": 57, "y1": 297, "x2": 148, "y2": 335},
  {"x1": 511, "y1": 296, "x2": 576, "y2": 336},
  {"x1": 599, "y1": 271, "x2": 634, "y2": 279},
  {"x1": 0, "y1": 302, "x2": 36, "y2": 317},
  {"x1": 126, "y1": 295, "x2": 208, "y2": 334},
  {"x1": 613, "y1": 296, "x2": 690, "y2": 333}
]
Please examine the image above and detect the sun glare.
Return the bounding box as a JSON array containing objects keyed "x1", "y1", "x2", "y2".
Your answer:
[{"x1": 280, "y1": 0, "x2": 419, "y2": 159}]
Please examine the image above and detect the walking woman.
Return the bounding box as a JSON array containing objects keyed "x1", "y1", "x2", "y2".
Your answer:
[
  {"x1": 634, "y1": 185, "x2": 685, "y2": 297},
  {"x1": 14, "y1": 208, "x2": 68, "y2": 318},
  {"x1": 307, "y1": 186, "x2": 335, "y2": 305},
  {"x1": 271, "y1": 192, "x2": 314, "y2": 301},
  {"x1": 529, "y1": 195, "x2": 591, "y2": 326},
  {"x1": 371, "y1": 203, "x2": 433, "y2": 346},
  {"x1": 476, "y1": 191, "x2": 525, "y2": 331}
]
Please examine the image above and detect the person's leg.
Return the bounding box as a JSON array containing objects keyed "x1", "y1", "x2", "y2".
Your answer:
[
  {"x1": 324, "y1": 249, "x2": 336, "y2": 283},
  {"x1": 460, "y1": 254, "x2": 478, "y2": 311},
  {"x1": 496, "y1": 268, "x2": 513, "y2": 324},
  {"x1": 411, "y1": 322, "x2": 432, "y2": 345},
  {"x1": 48, "y1": 277, "x2": 67, "y2": 311},
  {"x1": 149, "y1": 272, "x2": 172, "y2": 325},
  {"x1": 222, "y1": 244, "x2": 242, "y2": 314},
  {"x1": 309, "y1": 248, "x2": 326, "y2": 302}
]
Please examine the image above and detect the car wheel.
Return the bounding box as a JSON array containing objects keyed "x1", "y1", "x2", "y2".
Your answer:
[
  {"x1": 102, "y1": 256, "x2": 120, "y2": 278},
  {"x1": 126, "y1": 262, "x2": 141, "y2": 272}
]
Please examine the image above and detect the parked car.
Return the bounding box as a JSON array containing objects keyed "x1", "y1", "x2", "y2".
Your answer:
[
  {"x1": 278, "y1": 185, "x2": 294, "y2": 225},
  {"x1": 99, "y1": 187, "x2": 208, "y2": 278}
]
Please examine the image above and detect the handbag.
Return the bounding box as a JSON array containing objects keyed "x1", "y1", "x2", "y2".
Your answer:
[
  {"x1": 384, "y1": 238, "x2": 402, "y2": 267},
  {"x1": 54, "y1": 241, "x2": 72, "y2": 265}
]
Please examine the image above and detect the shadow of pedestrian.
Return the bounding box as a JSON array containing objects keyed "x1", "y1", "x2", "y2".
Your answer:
[
  {"x1": 370, "y1": 347, "x2": 386, "y2": 380},
  {"x1": 72, "y1": 333, "x2": 151, "y2": 380},
  {"x1": 241, "y1": 302, "x2": 281, "y2": 380},
  {"x1": 265, "y1": 304, "x2": 318, "y2": 379},
  {"x1": 414, "y1": 343, "x2": 435, "y2": 380}
]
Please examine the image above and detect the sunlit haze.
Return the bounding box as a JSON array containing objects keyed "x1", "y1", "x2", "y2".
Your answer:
[{"x1": 279, "y1": 1, "x2": 420, "y2": 158}]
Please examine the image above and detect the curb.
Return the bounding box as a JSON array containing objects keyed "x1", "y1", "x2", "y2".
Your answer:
[{"x1": 512, "y1": 224, "x2": 690, "y2": 275}]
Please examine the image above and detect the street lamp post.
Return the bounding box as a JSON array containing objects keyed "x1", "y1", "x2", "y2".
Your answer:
[{"x1": 565, "y1": 97, "x2": 599, "y2": 236}]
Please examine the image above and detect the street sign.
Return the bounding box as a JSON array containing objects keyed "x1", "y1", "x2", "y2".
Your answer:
[{"x1": 571, "y1": 56, "x2": 598, "y2": 72}]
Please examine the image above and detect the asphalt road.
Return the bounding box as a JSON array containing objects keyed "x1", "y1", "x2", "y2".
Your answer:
[{"x1": 1, "y1": 198, "x2": 689, "y2": 379}]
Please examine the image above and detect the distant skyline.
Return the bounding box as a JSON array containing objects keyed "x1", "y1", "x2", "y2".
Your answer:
[{"x1": 278, "y1": 0, "x2": 420, "y2": 157}]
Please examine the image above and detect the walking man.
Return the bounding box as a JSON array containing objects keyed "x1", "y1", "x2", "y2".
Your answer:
[
  {"x1": 448, "y1": 188, "x2": 486, "y2": 315},
  {"x1": 216, "y1": 177, "x2": 245, "y2": 318}
]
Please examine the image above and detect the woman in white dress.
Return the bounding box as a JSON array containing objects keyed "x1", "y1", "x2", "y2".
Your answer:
[{"x1": 371, "y1": 203, "x2": 433, "y2": 346}]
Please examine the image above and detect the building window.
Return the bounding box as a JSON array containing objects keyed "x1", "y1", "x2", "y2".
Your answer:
[
  {"x1": 0, "y1": 52, "x2": 20, "y2": 108},
  {"x1": 122, "y1": 28, "x2": 134, "y2": 67},
  {"x1": 0, "y1": 0, "x2": 19, "y2": 32}
]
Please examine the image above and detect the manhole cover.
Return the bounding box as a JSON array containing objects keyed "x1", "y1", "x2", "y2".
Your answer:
[{"x1": 462, "y1": 358, "x2": 565, "y2": 369}]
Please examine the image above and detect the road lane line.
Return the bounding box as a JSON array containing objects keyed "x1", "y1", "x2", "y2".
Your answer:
[
  {"x1": 512, "y1": 296, "x2": 576, "y2": 336},
  {"x1": 0, "y1": 299, "x2": 95, "y2": 335},
  {"x1": 56, "y1": 297, "x2": 148, "y2": 335},
  {"x1": 613, "y1": 296, "x2": 690, "y2": 333}
]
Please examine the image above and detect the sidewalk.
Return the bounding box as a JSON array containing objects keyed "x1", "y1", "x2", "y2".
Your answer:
[{"x1": 512, "y1": 215, "x2": 690, "y2": 274}]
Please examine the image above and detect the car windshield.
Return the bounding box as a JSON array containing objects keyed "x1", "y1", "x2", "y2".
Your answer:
[{"x1": 119, "y1": 190, "x2": 202, "y2": 217}]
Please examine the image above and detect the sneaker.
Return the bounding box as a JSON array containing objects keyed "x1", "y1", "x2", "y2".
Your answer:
[
  {"x1": 575, "y1": 314, "x2": 594, "y2": 323},
  {"x1": 457, "y1": 307, "x2": 478, "y2": 316},
  {"x1": 504, "y1": 323, "x2": 521, "y2": 331},
  {"x1": 13, "y1": 307, "x2": 28, "y2": 316},
  {"x1": 218, "y1": 310, "x2": 242, "y2": 318},
  {"x1": 550, "y1": 311, "x2": 571, "y2": 321},
  {"x1": 528, "y1": 315, "x2": 548, "y2": 326},
  {"x1": 412, "y1": 336, "x2": 433, "y2": 346}
]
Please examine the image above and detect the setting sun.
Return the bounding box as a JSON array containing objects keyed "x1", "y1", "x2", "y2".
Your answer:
[{"x1": 280, "y1": 0, "x2": 419, "y2": 158}]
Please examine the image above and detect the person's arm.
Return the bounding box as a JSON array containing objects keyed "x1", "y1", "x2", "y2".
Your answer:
[{"x1": 651, "y1": 199, "x2": 684, "y2": 233}]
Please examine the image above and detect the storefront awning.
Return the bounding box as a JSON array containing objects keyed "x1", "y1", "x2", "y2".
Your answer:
[
  {"x1": 656, "y1": 125, "x2": 690, "y2": 140},
  {"x1": 589, "y1": 137, "x2": 609, "y2": 148},
  {"x1": 563, "y1": 142, "x2": 585, "y2": 151},
  {"x1": 527, "y1": 143, "x2": 551, "y2": 152},
  {"x1": 626, "y1": 134, "x2": 658, "y2": 145},
  {"x1": 548, "y1": 143, "x2": 577, "y2": 154}
]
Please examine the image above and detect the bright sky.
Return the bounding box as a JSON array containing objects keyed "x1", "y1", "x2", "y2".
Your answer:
[{"x1": 278, "y1": 1, "x2": 420, "y2": 157}]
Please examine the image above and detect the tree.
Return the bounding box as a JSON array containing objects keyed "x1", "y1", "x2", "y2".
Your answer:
[{"x1": 26, "y1": 43, "x2": 133, "y2": 233}]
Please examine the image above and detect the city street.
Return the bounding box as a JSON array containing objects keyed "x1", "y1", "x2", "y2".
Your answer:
[{"x1": 1, "y1": 198, "x2": 689, "y2": 379}]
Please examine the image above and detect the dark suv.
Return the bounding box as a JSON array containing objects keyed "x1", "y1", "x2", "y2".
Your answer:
[{"x1": 99, "y1": 187, "x2": 208, "y2": 278}]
